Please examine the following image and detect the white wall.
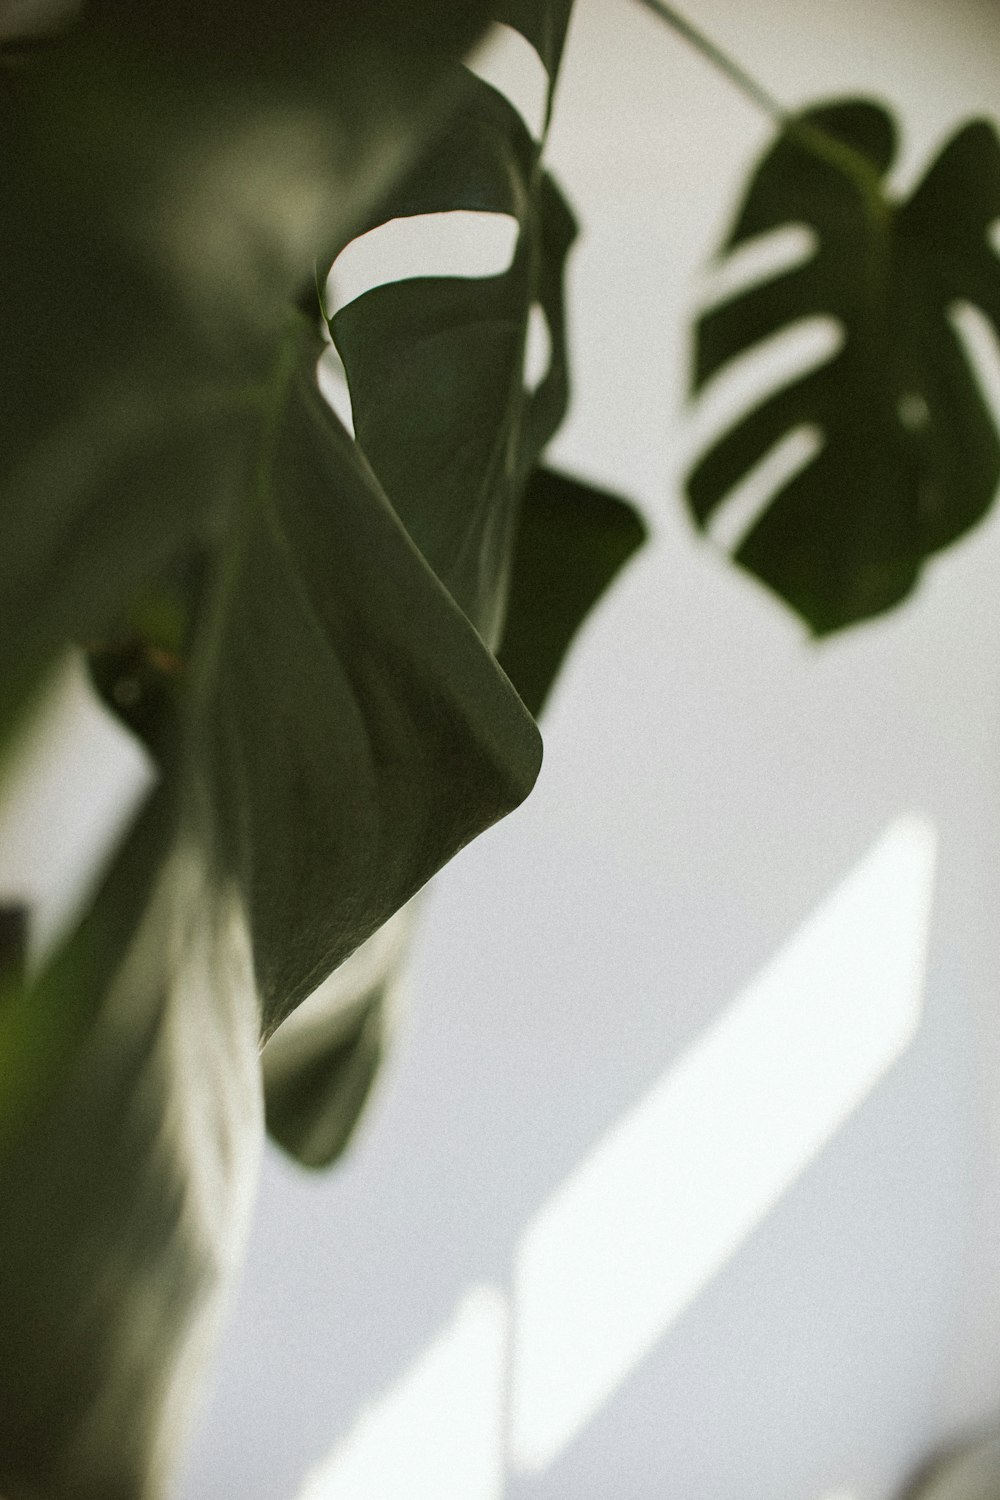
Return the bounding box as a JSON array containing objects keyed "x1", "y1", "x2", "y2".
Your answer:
[{"x1": 164, "y1": 1, "x2": 1000, "y2": 1495}]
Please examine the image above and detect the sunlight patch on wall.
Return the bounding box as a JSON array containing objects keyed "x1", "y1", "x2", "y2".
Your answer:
[
  {"x1": 509, "y1": 815, "x2": 937, "y2": 1473},
  {"x1": 0, "y1": 652, "x2": 154, "y2": 964},
  {"x1": 296, "y1": 1286, "x2": 509, "y2": 1500}
]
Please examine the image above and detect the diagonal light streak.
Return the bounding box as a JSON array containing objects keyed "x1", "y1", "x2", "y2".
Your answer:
[
  {"x1": 510, "y1": 815, "x2": 937, "y2": 1472},
  {"x1": 297, "y1": 1286, "x2": 509, "y2": 1500},
  {"x1": 293, "y1": 816, "x2": 935, "y2": 1495}
]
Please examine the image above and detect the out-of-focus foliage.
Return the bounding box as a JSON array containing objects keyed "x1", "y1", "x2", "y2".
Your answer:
[{"x1": 689, "y1": 101, "x2": 1000, "y2": 633}]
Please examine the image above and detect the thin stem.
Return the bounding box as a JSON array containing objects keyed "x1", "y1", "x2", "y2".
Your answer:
[{"x1": 632, "y1": 0, "x2": 787, "y2": 123}]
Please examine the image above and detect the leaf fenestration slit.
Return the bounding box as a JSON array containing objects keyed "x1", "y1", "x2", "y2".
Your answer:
[
  {"x1": 467, "y1": 21, "x2": 550, "y2": 139},
  {"x1": 327, "y1": 210, "x2": 521, "y2": 315},
  {"x1": 950, "y1": 299, "x2": 1000, "y2": 436},
  {"x1": 687, "y1": 313, "x2": 844, "y2": 501},
  {"x1": 695, "y1": 223, "x2": 818, "y2": 313},
  {"x1": 523, "y1": 301, "x2": 552, "y2": 394},
  {"x1": 705, "y1": 422, "x2": 824, "y2": 554}
]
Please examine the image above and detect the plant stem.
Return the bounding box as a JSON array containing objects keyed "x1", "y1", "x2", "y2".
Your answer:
[{"x1": 632, "y1": 0, "x2": 787, "y2": 123}]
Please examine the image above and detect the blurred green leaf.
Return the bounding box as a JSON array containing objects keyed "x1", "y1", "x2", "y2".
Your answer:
[
  {"x1": 2, "y1": 22, "x2": 545, "y2": 1040},
  {"x1": 0, "y1": 4, "x2": 492, "y2": 748},
  {"x1": 688, "y1": 101, "x2": 1000, "y2": 633},
  {"x1": 499, "y1": 467, "x2": 648, "y2": 717},
  {"x1": 0, "y1": 791, "x2": 262, "y2": 1500},
  {"x1": 904, "y1": 1431, "x2": 1000, "y2": 1500}
]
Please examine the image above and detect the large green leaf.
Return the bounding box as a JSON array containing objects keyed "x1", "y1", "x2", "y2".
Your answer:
[
  {"x1": 0, "y1": 4, "x2": 493, "y2": 746},
  {"x1": 688, "y1": 102, "x2": 1000, "y2": 633},
  {"x1": 263, "y1": 462, "x2": 647, "y2": 1172},
  {"x1": 1, "y1": 7, "x2": 545, "y2": 1046},
  {"x1": 329, "y1": 50, "x2": 577, "y2": 648},
  {"x1": 263, "y1": 5, "x2": 589, "y2": 1171},
  {"x1": 198, "y1": 324, "x2": 542, "y2": 1038},
  {"x1": 0, "y1": 6, "x2": 556, "y2": 1492}
]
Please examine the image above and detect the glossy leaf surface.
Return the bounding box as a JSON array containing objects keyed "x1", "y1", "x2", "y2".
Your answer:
[{"x1": 689, "y1": 102, "x2": 1000, "y2": 633}]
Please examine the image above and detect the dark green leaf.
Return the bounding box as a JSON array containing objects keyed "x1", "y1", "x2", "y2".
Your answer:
[
  {"x1": 263, "y1": 457, "x2": 647, "y2": 1176},
  {"x1": 0, "y1": 8, "x2": 553, "y2": 1491},
  {"x1": 199, "y1": 322, "x2": 542, "y2": 1039},
  {"x1": 0, "y1": 293, "x2": 541, "y2": 1500},
  {"x1": 330, "y1": 69, "x2": 577, "y2": 648},
  {"x1": 498, "y1": 467, "x2": 648, "y2": 717},
  {"x1": 261, "y1": 3, "x2": 582, "y2": 1172},
  {"x1": 3, "y1": 31, "x2": 545, "y2": 1029},
  {"x1": 688, "y1": 101, "x2": 1000, "y2": 633}
]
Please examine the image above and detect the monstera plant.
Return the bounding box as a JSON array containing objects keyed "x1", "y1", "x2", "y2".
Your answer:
[{"x1": 2, "y1": 0, "x2": 999, "y2": 1495}]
